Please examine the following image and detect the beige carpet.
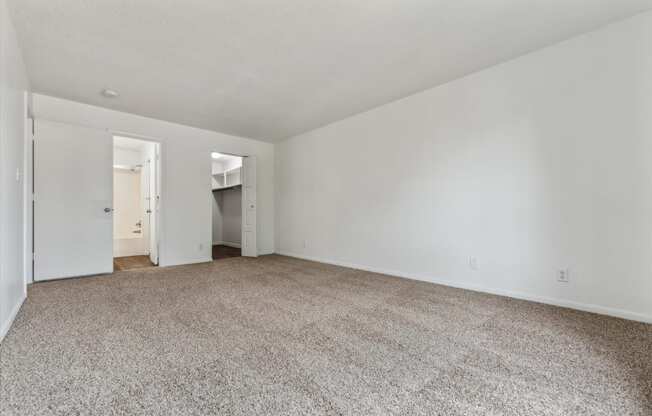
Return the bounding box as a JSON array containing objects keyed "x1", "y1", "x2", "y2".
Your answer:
[{"x1": 1, "y1": 255, "x2": 650, "y2": 415}]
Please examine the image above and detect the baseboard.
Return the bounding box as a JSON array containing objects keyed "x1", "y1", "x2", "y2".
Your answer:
[
  {"x1": 0, "y1": 292, "x2": 26, "y2": 344},
  {"x1": 277, "y1": 251, "x2": 652, "y2": 324},
  {"x1": 215, "y1": 241, "x2": 241, "y2": 249},
  {"x1": 160, "y1": 256, "x2": 212, "y2": 268}
]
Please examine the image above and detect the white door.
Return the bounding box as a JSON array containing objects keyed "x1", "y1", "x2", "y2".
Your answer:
[
  {"x1": 140, "y1": 162, "x2": 149, "y2": 253},
  {"x1": 241, "y1": 156, "x2": 257, "y2": 257},
  {"x1": 113, "y1": 167, "x2": 145, "y2": 256},
  {"x1": 149, "y1": 144, "x2": 160, "y2": 265},
  {"x1": 34, "y1": 120, "x2": 113, "y2": 281}
]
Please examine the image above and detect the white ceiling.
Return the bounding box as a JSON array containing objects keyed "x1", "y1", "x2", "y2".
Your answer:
[{"x1": 8, "y1": 1, "x2": 652, "y2": 142}]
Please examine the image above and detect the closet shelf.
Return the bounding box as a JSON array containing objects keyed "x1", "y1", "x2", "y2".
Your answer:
[
  {"x1": 212, "y1": 184, "x2": 242, "y2": 192},
  {"x1": 211, "y1": 166, "x2": 241, "y2": 177}
]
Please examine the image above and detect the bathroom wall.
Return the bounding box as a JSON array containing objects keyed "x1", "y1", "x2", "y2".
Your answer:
[{"x1": 113, "y1": 144, "x2": 156, "y2": 257}]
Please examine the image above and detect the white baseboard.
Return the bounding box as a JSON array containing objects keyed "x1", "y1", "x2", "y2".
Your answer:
[
  {"x1": 160, "y1": 256, "x2": 212, "y2": 268},
  {"x1": 215, "y1": 241, "x2": 241, "y2": 249},
  {"x1": 277, "y1": 251, "x2": 652, "y2": 324},
  {"x1": 0, "y1": 292, "x2": 26, "y2": 344}
]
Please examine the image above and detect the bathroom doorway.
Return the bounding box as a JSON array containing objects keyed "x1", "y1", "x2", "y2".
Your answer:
[{"x1": 113, "y1": 136, "x2": 160, "y2": 271}]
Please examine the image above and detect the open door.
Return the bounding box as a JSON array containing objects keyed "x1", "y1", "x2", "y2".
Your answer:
[
  {"x1": 34, "y1": 120, "x2": 113, "y2": 281},
  {"x1": 241, "y1": 155, "x2": 257, "y2": 257},
  {"x1": 149, "y1": 144, "x2": 160, "y2": 265}
]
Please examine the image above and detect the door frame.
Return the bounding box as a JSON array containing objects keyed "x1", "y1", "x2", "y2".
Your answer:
[
  {"x1": 111, "y1": 131, "x2": 163, "y2": 266},
  {"x1": 209, "y1": 151, "x2": 256, "y2": 258}
]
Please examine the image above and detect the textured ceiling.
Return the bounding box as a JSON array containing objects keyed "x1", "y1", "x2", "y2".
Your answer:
[{"x1": 8, "y1": 0, "x2": 652, "y2": 142}]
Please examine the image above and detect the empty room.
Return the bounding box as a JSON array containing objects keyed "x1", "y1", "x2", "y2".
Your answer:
[{"x1": 0, "y1": 1, "x2": 651, "y2": 415}]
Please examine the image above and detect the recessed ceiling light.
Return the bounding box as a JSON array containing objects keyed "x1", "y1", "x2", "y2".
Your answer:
[{"x1": 101, "y1": 88, "x2": 119, "y2": 98}]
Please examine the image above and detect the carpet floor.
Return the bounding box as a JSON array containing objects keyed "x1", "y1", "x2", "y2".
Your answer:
[{"x1": 1, "y1": 255, "x2": 650, "y2": 415}]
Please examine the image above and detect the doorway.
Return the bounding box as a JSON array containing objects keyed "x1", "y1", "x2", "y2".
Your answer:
[
  {"x1": 113, "y1": 136, "x2": 160, "y2": 271},
  {"x1": 211, "y1": 152, "x2": 242, "y2": 260},
  {"x1": 210, "y1": 152, "x2": 257, "y2": 259}
]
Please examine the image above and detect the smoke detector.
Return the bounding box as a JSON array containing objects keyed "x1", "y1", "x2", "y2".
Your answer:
[{"x1": 101, "y1": 88, "x2": 119, "y2": 98}]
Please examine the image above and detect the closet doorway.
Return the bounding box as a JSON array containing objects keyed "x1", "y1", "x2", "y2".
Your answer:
[
  {"x1": 211, "y1": 152, "x2": 257, "y2": 260},
  {"x1": 113, "y1": 136, "x2": 160, "y2": 271}
]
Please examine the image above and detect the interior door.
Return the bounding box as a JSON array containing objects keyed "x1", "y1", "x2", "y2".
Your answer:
[
  {"x1": 149, "y1": 144, "x2": 159, "y2": 265},
  {"x1": 241, "y1": 156, "x2": 257, "y2": 257},
  {"x1": 113, "y1": 167, "x2": 144, "y2": 256},
  {"x1": 34, "y1": 119, "x2": 113, "y2": 281}
]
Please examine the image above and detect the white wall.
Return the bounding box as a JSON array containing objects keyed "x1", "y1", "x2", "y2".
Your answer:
[
  {"x1": 211, "y1": 160, "x2": 224, "y2": 245},
  {"x1": 211, "y1": 160, "x2": 224, "y2": 188},
  {"x1": 221, "y1": 188, "x2": 242, "y2": 246},
  {"x1": 113, "y1": 168, "x2": 146, "y2": 257},
  {"x1": 33, "y1": 94, "x2": 275, "y2": 267},
  {"x1": 221, "y1": 157, "x2": 242, "y2": 172},
  {"x1": 113, "y1": 168, "x2": 141, "y2": 240},
  {"x1": 113, "y1": 144, "x2": 157, "y2": 258},
  {"x1": 114, "y1": 147, "x2": 142, "y2": 166},
  {"x1": 211, "y1": 189, "x2": 242, "y2": 248},
  {"x1": 276, "y1": 12, "x2": 652, "y2": 323},
  {"x1": 211, "y1": 192, "x2": 223, "y2": 245},
  {"x1": 0, "y1": 0, "x2": 29, "y2": 341}
]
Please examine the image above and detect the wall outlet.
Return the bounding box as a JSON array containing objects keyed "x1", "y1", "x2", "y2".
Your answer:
[
  {"x1": 557, "y1": 269, "x2": 570, "y2": 283},
  {"x1": 302, "y1": 240, "x2": 308, "y2": 249},
  {"x1": 199, "y1": 243, "x2": 204, "y2": 251},
  {"x1": 469, "y1": 257, "x2": 478, "y2": 270}
]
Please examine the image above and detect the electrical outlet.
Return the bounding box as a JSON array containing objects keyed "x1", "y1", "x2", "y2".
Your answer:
[
  {"x1": 302, "y1": 240, "x2": 307, "y2": 249},
  {"x1": 199, "y1": 243, "x2": 204, "y2": 251},
  {"x1": 469, "y1": 257, "x2": 478, "y2": 270},
  {"x1": 557, "y1": 269, "x2": 569, "y2": 283}
]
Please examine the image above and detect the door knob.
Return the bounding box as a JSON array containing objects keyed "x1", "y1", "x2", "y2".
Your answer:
[{"x1": 104, "y1": 207, "x2": 113, "y2": 213}]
